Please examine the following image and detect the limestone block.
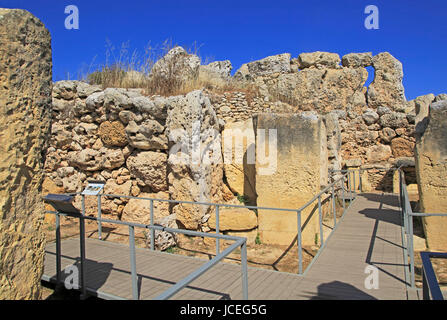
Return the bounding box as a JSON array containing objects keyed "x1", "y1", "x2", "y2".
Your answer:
[
  {"x1": 150, "y1": 46, "x2": 200, "y2": 83},
  {"x1": 0, "y1": 8, "x2": 52, "y2": 299},
  {"x1": 341, "y1": 52, "x2": 373, "y2": 68},
  {"x1": 255, "y1": 113, "x2": 328, "y2": 246},
  {"x1": 367, "y1": 52, "x2": 406, "y2": 111},
  {"x1": 413, "y1": 94, "x2": 435, "y2": 136},
  {"x1": 166, "y1": 90, "x2": 234, "y2": 230},
  {"x1": 207, "y1": 207, "x2": 258, "y2": 231},
  {"x1": 415, "y1": 100, "x2": 447, "y2": 250},
  {"x1": 234, "y1": 53, "x2": 291, "y2": 80},
  {"x1": 271, "y1": 66, "x2": 367, "y2": 113},
  {"x1": 221, "y1": 118, "x2": 257, "y2": 205},
  {"x1": 126, "y1": 151, "x2": 168, "y2": 192},
  {"x1": 366, "y1": 144, "x2": 392, "y2": 163},
  {"x1": 121, "y1": 192, "x2": 170, "y2": 225},
  {"x1": 297, "y1": 51, "x2": 341, "y2": 69},
  {"x1": 125, "y1": 119, "x2": 167, "y2": 150},
  {"x1": 391, "y1": 137, "x2": 414, "y2": 158},
  {"x1": 226, "y1": 229, "x2": 259, "y2": 246},
  {"x1": 99, "y1": 121, "x2": 128, "y2": 147}
]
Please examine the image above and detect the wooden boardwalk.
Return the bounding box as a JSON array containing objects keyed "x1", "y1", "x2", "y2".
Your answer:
[{"x1": 42, "y1": 193, "x2": 415, "y2": 300}]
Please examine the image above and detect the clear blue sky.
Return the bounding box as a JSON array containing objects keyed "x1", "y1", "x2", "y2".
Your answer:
[{"x1": 2, "y1": 0, "x2": 446, "y2": 100}]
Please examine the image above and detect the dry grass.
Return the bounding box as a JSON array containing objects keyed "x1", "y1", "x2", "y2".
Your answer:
[{"x1": 81, "y1": 39, "x2": 260, "y2": 98}]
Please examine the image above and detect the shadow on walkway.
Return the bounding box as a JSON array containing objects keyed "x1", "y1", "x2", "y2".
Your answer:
[{"x1": 308, "y1": 281, "x2": 377, "y2": 300}]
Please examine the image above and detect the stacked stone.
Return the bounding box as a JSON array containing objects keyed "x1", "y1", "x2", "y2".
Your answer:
[
  {"x1": 45, "y1": 81, "x2": 239, "y2": 249},
  {"x1": 212, "y1": 92, "x2": 270, "y2": 122}
]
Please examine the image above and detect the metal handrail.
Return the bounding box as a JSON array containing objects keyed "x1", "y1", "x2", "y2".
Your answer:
[
  {"x1": 46, "y1": 168, "x2": 361, "y2": 299},
  {"x1": 420, "y1": 251, "x2": 446, "y2": 300},
  {"x1": 46, "y1": 209, "x2": 248, "y2": 300},
  {"x1": 398, "y1": 168, "x2": 447, "y2": 290}
]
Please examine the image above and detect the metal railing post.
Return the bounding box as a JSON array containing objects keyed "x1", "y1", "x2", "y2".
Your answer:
[
  {"x1": 353, "y1": 170, "x2": 356, "y2": 193},
  {"x1": 331, "y1": 185, "x2": 336, "y2": 226},
  {"x1": 241, "y1": 240, "x2": 248, "y2": 300},
  {"x1": 318, "y1": 196, "x2": 323, "y2": 246},
  {"x1": 150, "y1": 200, "x2": 155, "y2": 251},
  {"x1": 80, "y1": 194, "x2": 87, "y2": 299},
  {"x1": 97, "y1": 194, "x2": 102, "y2": 240},
  {"x1": 359, "y1": 169, "x2": 363, "y2": 193},
  {"x1": 342, "y1": 177, "x2": 346, "y2": 212},
  {"x1": 216, "y1": 205, "x2": 220, "y2": 255},
  {"x1": 297, "y1": 210, "x2": 303, "y2": 274},
  {"x1": 129, "y1": 225, "x2": 138, "y2": 300},
  {"x1": 408, "y1": 213, "x2": 415, "y2": 288},
  {"x1": 55, "y1": 213, "x2": 61, "y2": 286},
  {"x1": 348, "y1": 172, "x2": 352, "y2": 202},
  {"x1": 422, "y1": 268, "x2": 430, "y2": 300}
]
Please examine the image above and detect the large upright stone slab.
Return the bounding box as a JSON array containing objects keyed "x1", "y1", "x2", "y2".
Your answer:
[
  {"x1": 221, "y1": 118, "x2": 257, "y2": 205},
  {"x1": 0, "y1": 9, "x2": 52, "y2": 299},
  {"x1": 166, "y1": 90, "x2": 234, "y2": 230},
  {"x1": 255, "y1": 113, "x2": 328, "y2": 245},
  {"x1": 415, "y1": 100, "x2": 447, "y2": 250},
  {"x1": 367, "y1": 52, "x2": 406, "y2": 110}
]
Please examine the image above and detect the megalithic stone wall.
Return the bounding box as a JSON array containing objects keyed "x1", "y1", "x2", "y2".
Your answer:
[
  {"x1": 0, "y1": 9, "x2": 52, "y2": 299},
  {"x1": 255, "y1": 112, "x2": 328, "y2": 246},
  {"x1": 415, "y1": 100, "x2": 447, "y2": 251}
]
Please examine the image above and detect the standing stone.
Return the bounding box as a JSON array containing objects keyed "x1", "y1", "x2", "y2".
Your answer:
[
  {"x1": 150, "y1": 46, "x2": 200, "y2": 84},
  {"x1": 367, "y1": 52, "x2": 406, "y2": 110},
  {"x1": 415, "y1": 100, "x2": 447, "y2": 250},
  {"x1": 221, "y1": 118, "x2": 257, "y2": 205},
  {"x1": 0, "y1": 9, "x2": 52, "y2": 299},
  {"x1": 199, "y1": 60, "x2": 233, "y2": 80},
  {"x1": 324, "y1": 112, "x2": 342, "y2": 176},
  {"x1": 413, "y1": 94, "x2": 435, "y2": 136},
  {"x1": 166, "y1": 90, "x2": 234, "y2": 230},
  {"x1": 255, "y1": 112, "x2": 328, "y2": 245}
]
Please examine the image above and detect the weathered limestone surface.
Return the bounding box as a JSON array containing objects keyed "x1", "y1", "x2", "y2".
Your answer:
[
  {"x1": 166, "y1": 90, "x2": 234, "y2": 230},
  {"x1": 234, "y1": 53, "x2": 291, "y2": 80},
  {"x1": 415, "y1": 100, "x2": 447, "y2": 250},
  {"x1": 271, "y1": 65, "x2": 368, "y2": 113},
  {"x1": 413, "y1": 93, "x2": 435, "y2": 136},
  {"x1": 0, "y1": 9, "x2": 52, "y2": 299},
  {"x1": 221, "y1": 118, "x2": 257, "y2": 205},
  {"x1": 255, "y1": 113, "x2": 328, "y2": 245},
  {"x1": 341, "y1": 52, "x2": 373, "y2": 68},
  {"x1": 367, "y1": 52, "x2": 406, "y2": 110},
  {"x1": 150, "y1": 46, "x2": 200, "y2": 83},
  {"x1": 207, "y1": 207, "x2": 258, "y2": 231},
  {"x1": 297, "y1": 51, "x2": 341, "y2": 69}
]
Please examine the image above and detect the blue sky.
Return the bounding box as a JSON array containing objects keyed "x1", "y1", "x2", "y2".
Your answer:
[{"x1": 1, "y1": 0, "x2": 446, "y2": 100}]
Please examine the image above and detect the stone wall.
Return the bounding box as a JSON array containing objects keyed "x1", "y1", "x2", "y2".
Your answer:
[
  {"x1": 46, "y1": 82, "x2": 241, "y2": 242},
  {"x1": 0, "y1": 9, "x2": 52, "y2": 299},
  {"x1": 43, "y1": 47, "x2": 447, "y2": 249},
  {"x1": 208, "y1": 51, "x2": 433, "y2": 192}
]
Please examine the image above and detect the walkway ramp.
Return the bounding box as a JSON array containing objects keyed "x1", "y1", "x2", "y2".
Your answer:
[
  {"x1": 293, "y1": 193, "x2": 409, "y2": 299},
  {"x1": 42, "y1": 193, "x2": 412, "y2": 300}
]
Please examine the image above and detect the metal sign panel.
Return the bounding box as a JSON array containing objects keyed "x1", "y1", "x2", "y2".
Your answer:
[
  {"x1": 82, "y1": 180, "x2": 106, "y2": 196},
  {"x1": 43, "y1": 194, "x2": 81, "y2": 215}
]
